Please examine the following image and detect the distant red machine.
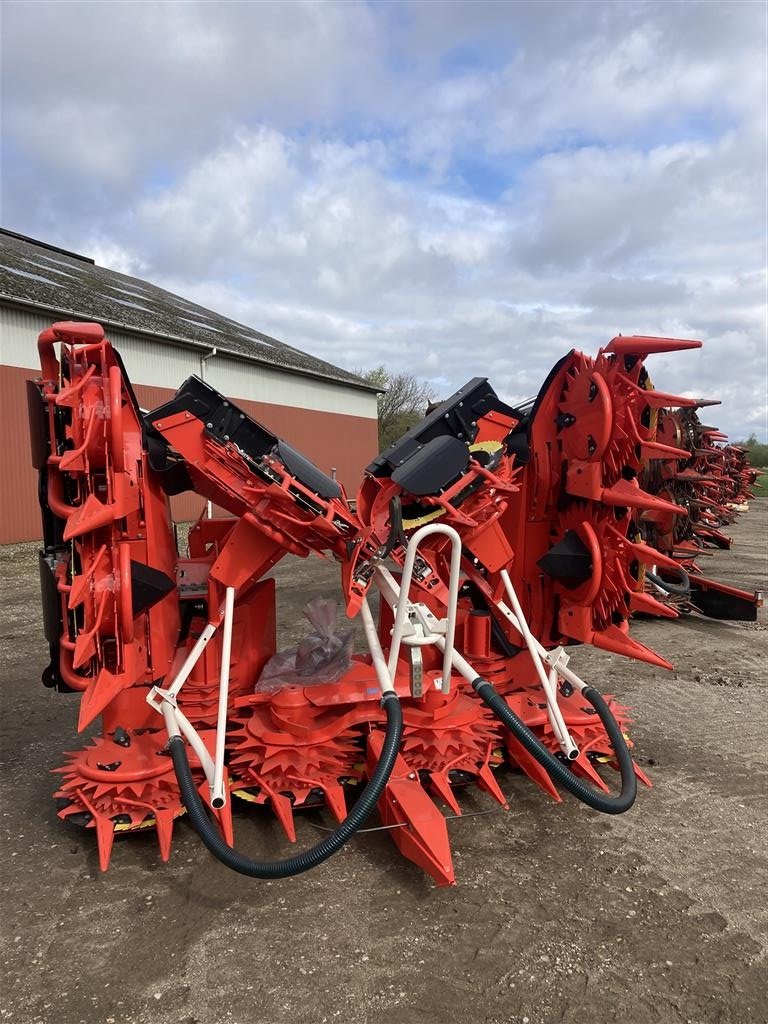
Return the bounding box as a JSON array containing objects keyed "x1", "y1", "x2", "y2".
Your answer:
[{"x1": 27, "y1": 321, "x2": 760, "y2": 884}]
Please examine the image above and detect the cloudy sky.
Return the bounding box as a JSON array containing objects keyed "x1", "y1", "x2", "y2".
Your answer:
[{"x1": 2, "y1": 0, "x2": 766, "y2": 439}]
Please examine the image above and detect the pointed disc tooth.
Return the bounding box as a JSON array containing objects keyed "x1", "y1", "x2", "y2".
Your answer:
[
  {"x1": 77, "y1": 660, "x2": 136, "y2": 732},
  {"x1": 322, "y1": 783, "x2": 348, "y2": 824},
  {"x1": 592, "y1": 623, "x2": 674, "y2": 670},
  {"x1": 639, "y1": 440, "x2": 690, "y2": 461},
  {"x1": 505, "y1": 735, "x2": 562, "y2": 802},
  {"x1": 621, "y1": 535, "x2": 685, "y2": 572},
  {"x1": 270, "y1": 792, "x2": 296, "y2": 843},
  {"x1": 605, "y1": 335, "x2": 702, "y2": 355},
  {"x1": 73, "y1": 631, "x2": 97, "y2": 669},
  {"x1": 213, "y1": 799, "x2": 234, "y2": 848},
  {"x1": 429, "y1": 770, "x2": 462, "y2": 816},
  {"x1": 68, "y1": 573, "x2": 90, "y2": 609},
  {"x1": 633, "y1": 762, "x2": 653, "y2": 788},
  {"x1": 600, "y1": 478, "x2": 685, "y2": 515},
  {"x1": 476, "y1": 762, "x2": 510, "y2": 810},
  {"x1": 58, "y1": 802, "x2": 87, "y2": 820},
  {"x1": 95, "y1": 817, "x2": 115, "y2": 872},
  {"x1": 569, "y1": 753, "x2": 610, "y2": 792},
  {"x1": 629, "y1": 591, "x2": 679, "y2": 619},
  {"x1": 640, "y1": 390, "x2": 700, "y2": 409},
  {"x1": 155, "y1": 808, "x2": 175, "y2": 862},
  {"x1": 196, "y1": 777, "x2": 235, "y2": 846}
]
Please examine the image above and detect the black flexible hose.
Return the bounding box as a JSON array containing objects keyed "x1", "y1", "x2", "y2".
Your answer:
[
  {"x1": 169, "y1": 692, "x2": 403, "y2": 877},
  {"x1": 472, "y1": 678, "x2": 637, "y2": 814},
  {"x1": 376, "y1": 496, "x2": 406, "y2": 559},
  {"x1": 646, "y1": 567, "x2": 691, "y2": 597}
]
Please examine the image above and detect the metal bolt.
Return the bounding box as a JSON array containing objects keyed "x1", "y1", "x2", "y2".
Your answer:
[{"x1": 206, "y1": 422, "x2": 213, "y2": 429}]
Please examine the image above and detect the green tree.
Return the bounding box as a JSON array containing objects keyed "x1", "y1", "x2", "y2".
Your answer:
[
  {"x1": 358, "y1": 365, "x2": 435, "y2": 450},
  {"x1": 736, "y1": 432, "x2": 768, "y2": 467}
]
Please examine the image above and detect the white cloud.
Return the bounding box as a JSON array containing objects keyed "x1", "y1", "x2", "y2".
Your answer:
[{"x1": 1, "y1": 0, "x2": 765, "y2": 440}]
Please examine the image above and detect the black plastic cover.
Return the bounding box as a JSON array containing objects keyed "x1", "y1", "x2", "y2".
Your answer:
[
  {"x1": 146, "y1": 376, "x2": 277, "y2": 462},
  {"x1": 368, "y1": 377, "x2": 522, "y2": 477},
  {"x1": 391, "y1": 435, "x2": 470, "y2": 496},
  {"x1": 147, "y1": 376, "x2": 341, "y2": 499},
  {"x1": 537, "y1": 530, "x2": 594, "y2": 589},
  {"x1": 275, "y1": 440, "x2": 341, "y2": 499},
  {"x1": 130, "y1": 561, "x2": 176, "y2": 616}
]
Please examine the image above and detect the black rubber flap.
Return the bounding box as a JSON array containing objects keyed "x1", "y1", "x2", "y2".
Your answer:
[
  {"x1": 391, "y1": 435, "x2": 469, "y2": 496},
  {"x1": 537, "y1": 529, "x2": 593, "y2": 588},
  {"x1": 38, "y1": 551, "x2": 62, "y2": 644},
  {"x1": 130, "y1": 561, "x2": 176, "y2": 616},
  {"x1": 688, "y1": 583, "x2": 758, "y2": 621},
  {"x1": 275, "y1": 440, "x2": 342, "y2": 499},
  {"x1": 27, "y1": 380, "x2": 48, "y2": 470}
]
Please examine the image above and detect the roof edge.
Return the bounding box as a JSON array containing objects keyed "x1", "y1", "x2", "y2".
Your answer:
[
  {"x1": 0, "y1": 227, "x2": 94, "y2": 265},
  {"x1": 0, "y1": 293, "x2": 382, "y2": 395}
]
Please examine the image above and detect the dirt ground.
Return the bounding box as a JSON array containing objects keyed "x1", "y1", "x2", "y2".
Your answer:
[{"x1": 1, "y1": 504, "x2": 766, "y2": 1024}]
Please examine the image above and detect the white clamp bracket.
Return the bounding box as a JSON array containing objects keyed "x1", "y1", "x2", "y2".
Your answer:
[{"x1": 377, "y1": 523, "x2": 463, "y2": 695}]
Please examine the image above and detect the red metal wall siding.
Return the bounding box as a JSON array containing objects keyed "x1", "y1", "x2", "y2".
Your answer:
[{"x1": 0, "y1": 365, "x2": 379, "y2": 543}]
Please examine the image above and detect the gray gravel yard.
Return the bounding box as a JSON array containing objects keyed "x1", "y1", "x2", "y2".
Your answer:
[{"x1": 1, "y1": 503, "x2": 766, "y2": 1024}]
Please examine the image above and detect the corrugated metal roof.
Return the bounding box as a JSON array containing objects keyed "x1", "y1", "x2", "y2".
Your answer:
[{"x1": 0, "y1": 228, "x2": 378, "y2": 393}]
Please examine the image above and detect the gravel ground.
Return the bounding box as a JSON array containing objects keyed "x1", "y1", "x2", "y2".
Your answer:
[{"x1": 1, "y1": 503, "x2": 766, "y2": 1024}]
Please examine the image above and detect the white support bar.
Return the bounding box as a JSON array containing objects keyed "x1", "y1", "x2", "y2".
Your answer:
[
  {"x1": 360, "y1": 596, "x2": 397, "y2": 695},
  {"x1": 147, "y1": 620, "x2": 219, "y2": 789},
  {"x1": 386, "y1": 523, "x2": 462, "y2": 694},
  {"x1": 155, "y1": 694, "x2": 216, "y2": 786},
  {"x1": 166, "y1": 622, "x2": 217, "y2": 699},
  {"x1": 211, "y1": 586, "x2": 235, "y2": 808},
  {"x1": 498, "y1": 569, "x2": 578, "y2": 759},
  {"x1": 175, "y1": 708, "x2": 216, "y2": 786},
  {"x1": 495, "y1": 597, "x2": 589, "y2": 695},
  {"x1": 433, "y1": 638, "x2": 479, "y2": 684}
]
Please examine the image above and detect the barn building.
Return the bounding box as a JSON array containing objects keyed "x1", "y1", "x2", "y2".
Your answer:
[{"x1": 0, "y1": 228, "x2": 380, "y2": 543}]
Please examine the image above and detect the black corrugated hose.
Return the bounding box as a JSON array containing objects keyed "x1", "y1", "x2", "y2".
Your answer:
[
  {"x1": 646, "y1": 567, "x2": 691, "y2": 597},
  {"x1": 472, "y1": 678, "x2": 637, "y2": 814},
  {"x1": 169, "y1": 692, "x2": 403, "y2": 877}
]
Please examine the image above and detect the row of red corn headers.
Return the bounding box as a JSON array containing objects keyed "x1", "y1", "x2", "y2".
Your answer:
[{"x1": 28, "y1": 321, "x2": 761, "y2": 885}]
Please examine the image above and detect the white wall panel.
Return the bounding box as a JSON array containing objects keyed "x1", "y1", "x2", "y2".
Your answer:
[{"x1": 1, "y1": 305, "x2": 377, "y2": 419}]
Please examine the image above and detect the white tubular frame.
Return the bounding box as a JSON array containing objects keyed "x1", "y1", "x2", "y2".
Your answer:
[
  {"x1": 386, "y1": 523, "x2": 462, "y2": 694},
  {"x1": 359, "y1": 596, "x2": 397, "y2": 696},
  {"x1": 495, "y1": 568, "x2": 592, "y2": 758},
  {"x1": 147, "y1": 592, "x2": 236, "y2": 805},
  {"x1": 211, "y1": 586, "x2": 235, "y2": 807}
]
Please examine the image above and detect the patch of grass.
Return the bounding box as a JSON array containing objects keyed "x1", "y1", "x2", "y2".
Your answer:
[{"x1": 750, "y1": 469, "x2": 768, "y2": 497}]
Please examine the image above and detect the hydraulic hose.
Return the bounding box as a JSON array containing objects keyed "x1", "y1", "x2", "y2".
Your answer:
[
  {"x1": 169, "y1": 692, "x2": 402, "y2": 877},
  {"x1": 646, "y1": 567, "x2": 691, "y2": 597},
  {"x1": 472, "y1": 678, "x2": 637, "y2": 814}
]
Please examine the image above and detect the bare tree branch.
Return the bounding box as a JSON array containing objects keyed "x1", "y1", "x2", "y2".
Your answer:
[{"x1": 355, "y1": 365, "x2": 435, "y2": 450}]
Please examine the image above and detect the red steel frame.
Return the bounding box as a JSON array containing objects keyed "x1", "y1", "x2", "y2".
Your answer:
[{"x1": 26, "y1": 321, "x2": 759, "y2": 884}]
